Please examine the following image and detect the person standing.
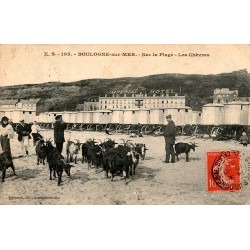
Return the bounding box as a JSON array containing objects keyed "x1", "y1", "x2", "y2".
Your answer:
[
  {"x1": 16, "y1": 119, "x2": 32, "y2": 156},
  {"x1": 31, "y1": 121, "x2": 43, "y2": 146},
  {"x1": 0, "y1": 116, "x2": 14, "y2": 154},
  {"x1": 163, "y1": 114, "x2": 176, "y2": 163},
  {"x1": 54, "y1": 115, "x2": 67, "y2": 154},
  {"x1": 239, "y1": 132, "x2": 248, "y2": 147}
]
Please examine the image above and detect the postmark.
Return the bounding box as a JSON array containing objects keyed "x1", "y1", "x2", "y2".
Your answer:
[{"x1": 207, "y1": 151, "x2": 240, "y2": 192}]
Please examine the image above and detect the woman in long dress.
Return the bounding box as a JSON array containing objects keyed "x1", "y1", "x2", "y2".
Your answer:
[{"x1": 0, "y1": 116, "x2": 14, "y2": 154}]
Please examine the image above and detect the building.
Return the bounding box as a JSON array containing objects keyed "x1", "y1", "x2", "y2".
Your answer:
[
  {"x1": 0, "y1": 98, "x2": 42, "y2": 123},
  {"x1": 192, "y1": 111, "x2": 202, "y2": 124},
  {"x1": 223, "y1": 101, "x2": 250, "y2": 125},
  {"x1": 202, "y1": 103, "x2": 224, "y2": 125},
  {"x1": 76, "y1": 102, "x2": 99, "y2": 111},
  {"x1": 213, "y1": 88, "x2": 238, "y2": 104},
  {"x1": 99, "y1": 92, "x2": 185, "y2": 110},
  {"x1": 238, "y1": 97, "x2": 250, "y2": 102}
]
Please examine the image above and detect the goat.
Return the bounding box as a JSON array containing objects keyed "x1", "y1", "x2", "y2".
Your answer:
[
  {"x1": 35, "y1": 139, "x2": 47, "y2": 165},
  {"x1": 102, "y1": 141, "x2": 139, "y2": 180},
  {"x1": 0, "y1": 151, "x2": 16, "y2": 182},
  {"x1": 81, "y1": 139, "x2": 95, "y2": 163},
  {"x1": 135, "y1": 143, "x2": 148, "y2": 160},
  {"x1": 46, "y1": 140, "x2": 73, "y2": 186},
  {"x1": 175, "y1": 142, "x2": 198, "y2": 162},
  {"x1": 86, "y1": 144, "x2": 103, "y2": 170},
  {"x1": 66, "y1": 139, "x2": 81, "y2": 164}
]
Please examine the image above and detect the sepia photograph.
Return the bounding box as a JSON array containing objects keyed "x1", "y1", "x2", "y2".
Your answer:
[{"x1": 0, "y1": 44, "x2": 250, "y2": 205}]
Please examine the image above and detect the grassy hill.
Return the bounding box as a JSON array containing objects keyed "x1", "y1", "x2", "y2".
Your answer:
[{"x1": 0, "y1": 69, "x2": 249, "y2": 113}]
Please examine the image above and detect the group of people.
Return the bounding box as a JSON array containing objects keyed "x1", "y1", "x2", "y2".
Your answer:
[
  {"x1": 0, "y1": 114, "x2": 67, "y2": 159},
  {"x1": 0, "y1": 116, "x2": 43, "y2": 157}
]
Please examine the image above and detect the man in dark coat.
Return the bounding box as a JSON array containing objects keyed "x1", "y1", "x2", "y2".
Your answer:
[
  {"x1": 16, "y1": 119, "x2": 32, "y2": 156},
  {"x1": 54, "y1": 115, "x2": 67, "y2": 154},
  {"x1": 163, "y1": 114, "x2": 176, "y2": 163}
]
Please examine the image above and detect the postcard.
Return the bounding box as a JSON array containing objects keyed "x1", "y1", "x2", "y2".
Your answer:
[{"x1": 0, "y1": 44, "x2": 249, "y2": 204}]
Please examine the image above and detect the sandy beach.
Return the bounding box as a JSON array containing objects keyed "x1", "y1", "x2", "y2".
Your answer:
[{"x1": 1, "y1": 129, "x2": 249, "y2": 205}]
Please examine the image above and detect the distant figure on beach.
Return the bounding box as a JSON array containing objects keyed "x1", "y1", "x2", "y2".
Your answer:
[
  {"x1": 163, "y1": 114, "x2": 176, "y2": 163},
  {"x1": 31, "y1": 121, "x2": 43, "y2": 146},
  {"x1": 54, "y1": 115, "x2": 67, "y2": 154},
  {"x1": 211, "y1": 131, "x2": 217, "y2": 141},
  {"x1": 16, "y1": 119, "x2": 32, "y2": 156},
  {"x1": 239, "y1": 132, "x2": 248, "y2": 147}
]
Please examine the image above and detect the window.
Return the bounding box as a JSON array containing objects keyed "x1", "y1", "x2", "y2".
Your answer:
[
  {"x1": 132, "y1": 111, "x2": 135, "y2": 114},
  {"x1": 29, "y1": 111, "x2": 32, "y2": 114},
  {"x1": 162, "y1": 101, "x2": 164, "y2": 103},
  {"x1": 185, "y1": 109, "x2": 188, "y2": 112},
  {"x1": 23, "y1": 111, "x2": 25, "y2": 114},
  {"x1": 105, "y1": 105, "x2": 107, "y2": 109},
  {"x1": 178, "y1": 109, "x2": 180, "y2": 112}
]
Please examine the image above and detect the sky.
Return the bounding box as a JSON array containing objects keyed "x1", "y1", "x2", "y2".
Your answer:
[{"x1": 0, "y1": 44, "x2": 249, "y2": 86}]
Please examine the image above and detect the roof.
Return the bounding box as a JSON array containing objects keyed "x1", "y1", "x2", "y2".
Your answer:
[
  {"x1": 20, "y1": 98, "x2": 41, "y2": 104},
  {"x1": 238, "y1": 97, "x2": 250, "y2": 101},
  {"x1": 225, "y1": 101, "x2": 250, "y2": 105},
  {"x1": 0, "y1": 99, "x2": 18, "y2": 105},
  {"x1": 203, "y1": 103, "x2": 224, "y2": 107}
]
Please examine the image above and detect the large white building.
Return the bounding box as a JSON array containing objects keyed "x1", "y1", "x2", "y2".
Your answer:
[{"x1": 99, "y1": 93, "x2": 186, "y2": 110}]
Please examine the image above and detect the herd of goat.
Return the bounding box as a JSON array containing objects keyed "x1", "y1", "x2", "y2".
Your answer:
[
  {"x1": 0, "y1": 136, "x2": 200, "y2": 185},
  {"x1": 37, "y1": 138, "x2": 148, "y2": 186}
]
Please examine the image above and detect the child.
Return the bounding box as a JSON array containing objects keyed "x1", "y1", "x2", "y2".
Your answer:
[{"x1": 239, "y1": 132, "x2": 248, "y2": 147}]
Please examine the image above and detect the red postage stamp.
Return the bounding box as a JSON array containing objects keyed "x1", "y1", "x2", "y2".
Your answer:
[{"x1": 207, "y1": 151, "x2": 241, "y2": 192}]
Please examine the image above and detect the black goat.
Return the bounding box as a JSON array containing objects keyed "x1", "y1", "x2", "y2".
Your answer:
[
  {"x1": 81, "y1": 139, "x2": 96, "y2": 163},
  {"x1": 0, "y1": 151, "x2": 16, "y2": 182},
  {"x1": 86, "y1": 144, "x2": 103, "y2": 170},
  {"x1": 102, "y1": 143, "x2": 139, "y2": 181},
  {"x1": 46, "y1": 140, "x2": 73, "y2": 186},
  {"x1": 135, "y1": 143, "x2": 148, "y2": 160},
  {"x1": 35, "y1": 139, "x2": 47, "y2": 165},
  {"x1": 175, "y1": 142, "x2": 198, "y2": 162}
]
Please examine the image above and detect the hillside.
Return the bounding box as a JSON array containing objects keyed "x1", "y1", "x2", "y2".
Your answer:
[{"x1": 0, "y1": 69, "x2": 249, "y2": 113}]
